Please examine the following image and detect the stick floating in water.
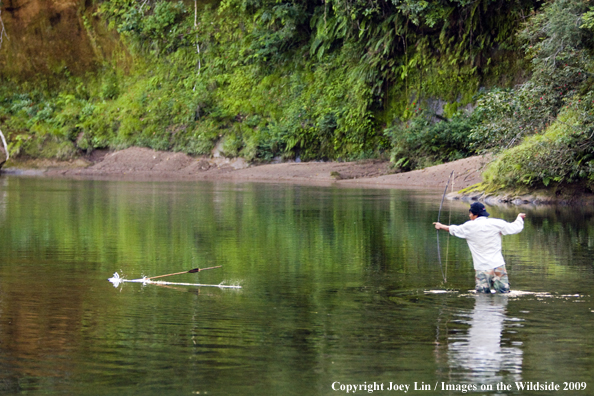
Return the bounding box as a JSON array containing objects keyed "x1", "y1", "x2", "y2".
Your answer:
[
  {"x1": 107, "y1": 272, "x2": 241, "y2": 289},
  {"x1": 147, "y1": 265, "x2": 222, "y2": 280}
]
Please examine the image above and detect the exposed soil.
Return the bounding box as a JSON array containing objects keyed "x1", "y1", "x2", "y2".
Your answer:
[
  {"x1": 4, "y1": 147, "x2": 492, "y2": 190},
  {"x1": 7, "y1": 147, "x2": 594, "y2": 204}
]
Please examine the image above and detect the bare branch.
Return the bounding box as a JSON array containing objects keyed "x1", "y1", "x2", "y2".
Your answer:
[
  {"x1": 139, "y1": 0, "x2": 149, "y2": 13},
  {"x1": 0, "y1": 128, "x2": 9, "y2": 169},
  {"x1": 0, "y1": 4, "x2": 9, "y2": 50}
]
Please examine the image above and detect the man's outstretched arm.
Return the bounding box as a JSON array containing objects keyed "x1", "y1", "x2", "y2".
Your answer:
[
  {"x1": 501, "y1": 213, "x2": 527, "y2": 235},
  {"x1": 433, "y1": 222, "x2": 449, "y2": 232}
]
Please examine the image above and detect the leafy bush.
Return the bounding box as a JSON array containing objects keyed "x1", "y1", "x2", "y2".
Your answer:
[
  {"x1": 384, "y1": 110, "x2": 479, "y2": 170},
  {"x1": 470, "y1": 0, "x2": 593, "y2": 153},
  {"x1": 483, "y1": 97, "x2": 594, "y2": 189},
  {"x1": 472, "y1": 0, "x2": 594, "y2": 190},
  {"x1": 99, "y1": 0, "x2": 191, "y2": 55}
]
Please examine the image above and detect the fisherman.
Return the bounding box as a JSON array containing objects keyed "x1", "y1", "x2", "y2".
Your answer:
[{"x1": 433, "y1": 202, "x2": 526, "y2": 293}]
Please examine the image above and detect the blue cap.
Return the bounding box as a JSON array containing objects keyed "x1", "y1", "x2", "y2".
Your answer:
[{"x1": 469, "y1": 202, "x2": 490, "y2": 217}]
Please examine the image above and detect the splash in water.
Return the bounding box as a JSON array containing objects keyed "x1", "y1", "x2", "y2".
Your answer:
[{"x1": 108, "y1": 272, "x2": 124, "y2": 288}]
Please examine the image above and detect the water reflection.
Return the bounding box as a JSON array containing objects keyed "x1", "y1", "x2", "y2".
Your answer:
[
  {"x1": 0, "y1": 177, "x2": 592, "y2": 395},
  {"x1": 446, "y1": 295, "x2": 523, "y2": 384}
]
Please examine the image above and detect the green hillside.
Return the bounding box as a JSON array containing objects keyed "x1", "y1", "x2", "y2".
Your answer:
[{"x1": 1, "y1": 0, "x2": 593, "y2": 192}]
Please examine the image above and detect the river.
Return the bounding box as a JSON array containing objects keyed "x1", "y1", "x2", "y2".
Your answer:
[{"x1": 0, "y1": 177, "x2": 591, "y2": 395}]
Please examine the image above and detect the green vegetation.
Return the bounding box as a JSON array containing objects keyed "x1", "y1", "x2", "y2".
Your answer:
[
  {"x1": 384, "y1": 110, "x2": 479, "y2": 170},
  {"x1": 2, "y1": 0, "x2": 594, "y2": 194},
  {"x1": 0, "y1": 0, "x2": 538, "y2": 162},
  {"x1": 476, "y1": 0, "x2": 594, "y2": 192},
  {"x1": 483, "y1": 101, "x2": 594, "y2": 190}
]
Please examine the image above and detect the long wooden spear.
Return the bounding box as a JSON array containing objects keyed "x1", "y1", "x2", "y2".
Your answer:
[{"x1": 147, "y1": 265, "x2": 222, "y2": 280}]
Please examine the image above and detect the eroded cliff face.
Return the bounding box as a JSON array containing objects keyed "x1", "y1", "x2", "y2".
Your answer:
[{"x1": 0, "y1": 0, "x2": 106, "y2": 80}]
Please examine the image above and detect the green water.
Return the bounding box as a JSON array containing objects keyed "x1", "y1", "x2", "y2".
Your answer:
[{"x1": 0, "y1": 177, "x2": 592, "y2": 395}]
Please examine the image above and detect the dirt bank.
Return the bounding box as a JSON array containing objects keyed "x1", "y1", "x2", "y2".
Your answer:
[{"x1": 3, "y1": 147, "x2": 492, "y2": 190}]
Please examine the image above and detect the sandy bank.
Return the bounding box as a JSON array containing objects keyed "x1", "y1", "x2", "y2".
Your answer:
[
  {"x1": 5, "y1": 147, "x2": 592, "y2": 204},
  {"x1": 2, "y1": 147, "x2": 491, "y2": 190}
]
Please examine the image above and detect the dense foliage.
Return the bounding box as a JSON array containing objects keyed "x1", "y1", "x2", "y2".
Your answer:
[
  {"x1": 384, "y1": 110, "x2": 479, "y2": 170},
  {"x1": 477, "y1": 0, "x2": 594, "y2": 190},
  {"x1": 483, "y1": 102, "x2": 594, "y2": 189},
  {"x1": 0, "y1": 0, "x2": 539, "y2": 163},
  {"x1": 4, "y1": 0, "x2": 594, "y2": 192}
]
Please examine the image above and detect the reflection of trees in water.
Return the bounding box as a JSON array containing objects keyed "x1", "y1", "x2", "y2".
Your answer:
[
  {"x1": 0, "y1": 182, "x2": 6, "y2": 220},
  {"x1": 436, "y1": 295, "x2": 523, "y2": 385}
]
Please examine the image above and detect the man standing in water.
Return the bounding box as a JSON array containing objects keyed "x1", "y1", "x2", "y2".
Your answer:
[{"x1": 433, "y1": 202, "x2": 526, "y2": 293}]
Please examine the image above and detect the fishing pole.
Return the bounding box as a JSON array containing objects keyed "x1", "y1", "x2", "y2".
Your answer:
[
  {"x1": 436, "y1": 171, "x2": 455, "y2": 284},
  {"x1": 147, "y1": 265, "x2": 222, "y2": 280}
]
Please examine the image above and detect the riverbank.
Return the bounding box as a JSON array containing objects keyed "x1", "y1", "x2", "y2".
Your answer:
[
  {"x1": 448, "y1": 183, "x2": 594, "y2": 205},
  {"x1": 4, "y1": 147, "x2": 594, "y2": 204},
  {"x1": 2, "y1": 147, "x2": 490, "y2": 189}
]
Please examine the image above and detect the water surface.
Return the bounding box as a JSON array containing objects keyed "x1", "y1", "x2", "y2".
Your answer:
[{"x1": 0, "y1": 177, "x2": 592, "y2": 395}]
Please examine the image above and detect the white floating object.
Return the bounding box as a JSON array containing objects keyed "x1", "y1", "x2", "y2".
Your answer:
[
  {"x1": 107, "y1": 273, "x2": 241, "y2": 289},
  {"x1": 126, "y1": 278, "x2": 242, "y2": 288},
  {"x1": 108, "y1": 272, "x2": 123, "y2": 288}
]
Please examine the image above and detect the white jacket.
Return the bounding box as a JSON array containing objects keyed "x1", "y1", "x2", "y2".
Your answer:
[{"x1": 449, "y1": 215, "x2": 524, "y2": 271}]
